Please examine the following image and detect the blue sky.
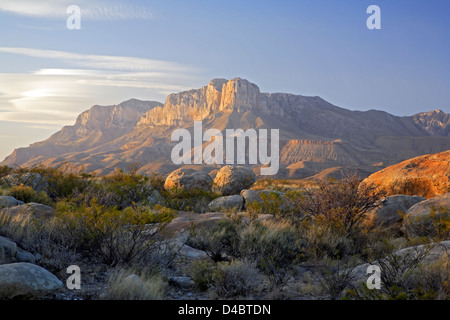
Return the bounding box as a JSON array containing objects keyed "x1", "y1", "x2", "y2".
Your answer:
[{"x1": 0, "y1": 0, "x2": 449, "y2": 160}]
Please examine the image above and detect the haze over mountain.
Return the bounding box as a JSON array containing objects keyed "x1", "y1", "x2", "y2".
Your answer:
[{"x1": 2, "y1": 78, "x2": 449, "y2": 179}]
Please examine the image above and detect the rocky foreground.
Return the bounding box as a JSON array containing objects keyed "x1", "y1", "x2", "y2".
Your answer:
[{"x1": 0, "y1": 160, "x2": 449, "y2": 300}]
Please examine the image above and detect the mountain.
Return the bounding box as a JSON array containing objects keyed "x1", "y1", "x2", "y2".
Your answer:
[
  {"x1": 362, "y1": 150, "x2": 450, "y2": 198},
  {"x1": 1, "y1": 78, "x2": 449, "y2": 178}
]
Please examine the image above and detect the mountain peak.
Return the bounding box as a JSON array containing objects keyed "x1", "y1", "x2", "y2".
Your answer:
[{"x1": 139, "y1": 77, "x2": 262, "y2": 126}]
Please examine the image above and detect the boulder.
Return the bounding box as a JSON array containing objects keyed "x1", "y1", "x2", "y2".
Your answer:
[
  {"x1": 2, "y1": 172, "x2": 48, "y2": 192},
  {"x1": 164, "y1": 168, "x2": 213, "y2": 192},
  {"x1": 207, "y1": 195, "x2": 244, "y2": 212},
  {"x1": 0, "y1": 202, "x2": 55, "y2": 219},
  {"x1": 0, "y1": 236, "x2": 38, "y2": 264},
  {"x1": 0, "y1": 262, "x2": 63, "y2": 299},
  {"x1": 213, "y1": 166, "x2": 256, "y2": 196},
  {"x1": 0, "y1": 196, "x2": 24, "y2": 209},
  {"x1": 365, "y1": 195, "x2": 426, "y2": 228},
  {"x1": 0, "y1": 236, "x2": 17, "y2": 263},
  {"x1": 402, "y1": 193, "x2": 450, "y2": 238}
]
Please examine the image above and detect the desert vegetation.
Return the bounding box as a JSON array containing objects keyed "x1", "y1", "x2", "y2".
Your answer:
[{"x1": 0, "y1": 165, "x2": 449, "y2": 300}]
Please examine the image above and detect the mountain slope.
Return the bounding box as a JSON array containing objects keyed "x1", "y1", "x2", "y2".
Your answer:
[{"x1": 1, "y1": 78, "x2": 449, "y2": 178}]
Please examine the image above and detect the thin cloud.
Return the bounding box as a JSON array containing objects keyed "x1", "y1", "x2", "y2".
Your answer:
[
  {"x1": 0, "y1": 0, "x2": 158, "y2": 21},
  {"x1": 0, "y1": 47, "x2": 196, "y2": 73}
]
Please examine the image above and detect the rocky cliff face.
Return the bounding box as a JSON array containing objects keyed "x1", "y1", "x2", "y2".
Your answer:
[
  {"x1": 1, "y1": 78, "x2": 449, "y2": 178},
  {"x1": 410, "y1": 110, "x2": 450, "y2": 137},
  {"x1": 138, "y1": 78, "x2": 264, "y2": 126}
]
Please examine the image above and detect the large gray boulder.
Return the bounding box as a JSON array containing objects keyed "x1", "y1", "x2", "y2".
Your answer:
[
  {"x1": 0, "y1": 196, "x2": 24, "y2": 209},
  {"x1": 164, "y1": 168, "x2": 213, "y2": 192},
  {"x1": 0, "y1": 203, "x2": 55, "y2": 220},
  {"x1": 0, "y1": 262, "x2": 63, "y2": 299},
  {"x1": 365, "y1": 195, "x2": 426, "y2": 228},
  {"x1": 213, "y1": 166, "x2": 256, "y2": 196},
  {"x1": 207, "y1": 195, "x2": 244, "y2": 212},
  {"x1": 402, "y1": 193, "x2": 450, "y2": 238},
  {"x1": 0, "y1": 236, "x2": 39, "y2": 264}
]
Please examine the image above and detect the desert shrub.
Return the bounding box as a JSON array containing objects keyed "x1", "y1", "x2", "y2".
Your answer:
[
  {"x1": 101, "y1": 267, "x2": 167, "y2": 300},
  {"x1": 351, "y1": 243, "x2": 449, "y2": 300},
  {"x1": 7, "y1": 185, "x2": 53, "y2": 206},
  {"x1": 238, "y1": 220, "x2": 303, "y2": 282},
  {"x1": 318, "y1": 260, "x2": 360, "y2": 300},
  {"x1": 299, "y1": 214, "x2": 370, "y2": 262},
  {"x1": 403, "y1": 206, "x2": 450, "y2": 241},
  {"x1": 246, "y1": 191, "x2": 293, "y2": 219},
  {"x1": 189, "y1": 258, "x2": 216, "y2": 291},
  {"x1": 22, "y1": 165, "x2": 92, "y2": 200},
  {"x1": 291, "y1": 174, "x2": 383, "y2": 237},
  {"x1": 0, "y1": 210, "x2": 81, "y2": 273},
  {"x1": 187, "y1": 218, "x2": 240, "y2": 262},
  {"x1": 188, "y1": 217, "x2": 303, "y2": 282},
  {"x1": 55, "y1": 199, "x2": 174, "y2": 266},
  {"x1": 209, "y1": 260, "x2": 262, "y2": 298},
  {"x1": 163, "y1": 188, "x2": 219, "y2": 213},
  {"x1": 430, "y1": 207, "x2": 450, "y2": 241},
  {"x1": 0, "y1": 165, "x2": 13, "y2": 179},
  {"x1": 387, "y1": 178, "x2": 436, "y2": 199}
]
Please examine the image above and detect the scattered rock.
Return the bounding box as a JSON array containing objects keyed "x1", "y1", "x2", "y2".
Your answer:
[
  {"x1": 402, "y1": 193, "x2": 450, "y2": 238},
  {"x1": 168, "y1": 276, "x2": 196, "y2": 289},
  {"x1": 0, "y1": 196, "x2": 24, "y2": 209},
  {"x1": 213, "y1": 166, "x2": 256, "y2": 196},
  {"x1": 0, "y1": 262, "x2": 63, "y2": 299},
  {"x1": 164, "y1": 168, "x2": 213, "y2": 192},
  {"x1": 0, "y1": 202, "x2": 55, "y2": 219},
  {"x1": 0, "y1": 236, "x2": 39, "y2": 264},
  {"x1": 207, "y1": 195, "x2": 244, "y2": 212},
  {"x1": 365, "y1": 195, "x2": 426, "y2": 228},
  {"x1": 0, "y1": 236, "x2": 17, "y2": 257}
]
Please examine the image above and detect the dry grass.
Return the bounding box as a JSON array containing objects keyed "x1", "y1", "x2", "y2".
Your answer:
[{"x1": 101, "y1": 267, "x2": 167, "y2": 300}]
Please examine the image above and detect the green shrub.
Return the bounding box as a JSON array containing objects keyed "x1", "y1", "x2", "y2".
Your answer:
[
  {"x1": 187, "y1": 218, "x2": 240, "y2": 262},
  {"x1": 55, "y1": 199, "x2": 174, "y2": 266},
  {"x1": 188, "y1": 217, "x2": 303, "y2": 282},
  {"x1": 189, "y1": 258, "x2": 216, "y2": 291},
  {"x1": 210, "y1": 260, "x2": 261, "y2": 298},
  {"x1": 7, "y1": 185, "x2": 53, "y2": 206},
  {"x1": 0, "y1": 165, "x2": 13, "y2": 179},
  {"x1": 163, "y1": 188, "x2": 219, "y2": 213},
  {"x1": 239, "y1": 220, "x2": 303, "y2": 281}
]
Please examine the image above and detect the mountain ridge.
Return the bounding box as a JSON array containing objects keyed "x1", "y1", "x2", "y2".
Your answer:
[{"x1": 2, "y1": 78, "x2": 449, "y2": 178}]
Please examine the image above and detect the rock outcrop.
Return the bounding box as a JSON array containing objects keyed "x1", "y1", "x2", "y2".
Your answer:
[
  {"x1": 0, "y1": 196, "x2": 24, "y2": 208},
  {"x1": 364, "y1": 195, "x2": 426, "y2": 228},
  {"x1": 402, "y1": 193, "x2": 450, "y2": 238},
  {"x1": 0, "y1": 262, "x2": 63, "y2": 299},
  {"x1": 363, "y1": 150, "x2": 450, "y2": 199},
  {"x1": 207, "y1": 195, "x2": 244, "y2": 212},
  {"x1": 213, "y1": 166, "x2": 256, "y2": 196},
  {"x1": 164, "y1": 168, "x2": 213, "y2": 192}
]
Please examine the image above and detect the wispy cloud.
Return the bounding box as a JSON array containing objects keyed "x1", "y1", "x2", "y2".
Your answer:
[
  {"x1": 0, "y1": 47, "x2": 205, "y2": 126},
  {"x1": 0, "y1": 47, "x2": 193, "y2": 73},
  {"x1": 0, "y1": 0, "x2": 157, "y2": 21}
]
